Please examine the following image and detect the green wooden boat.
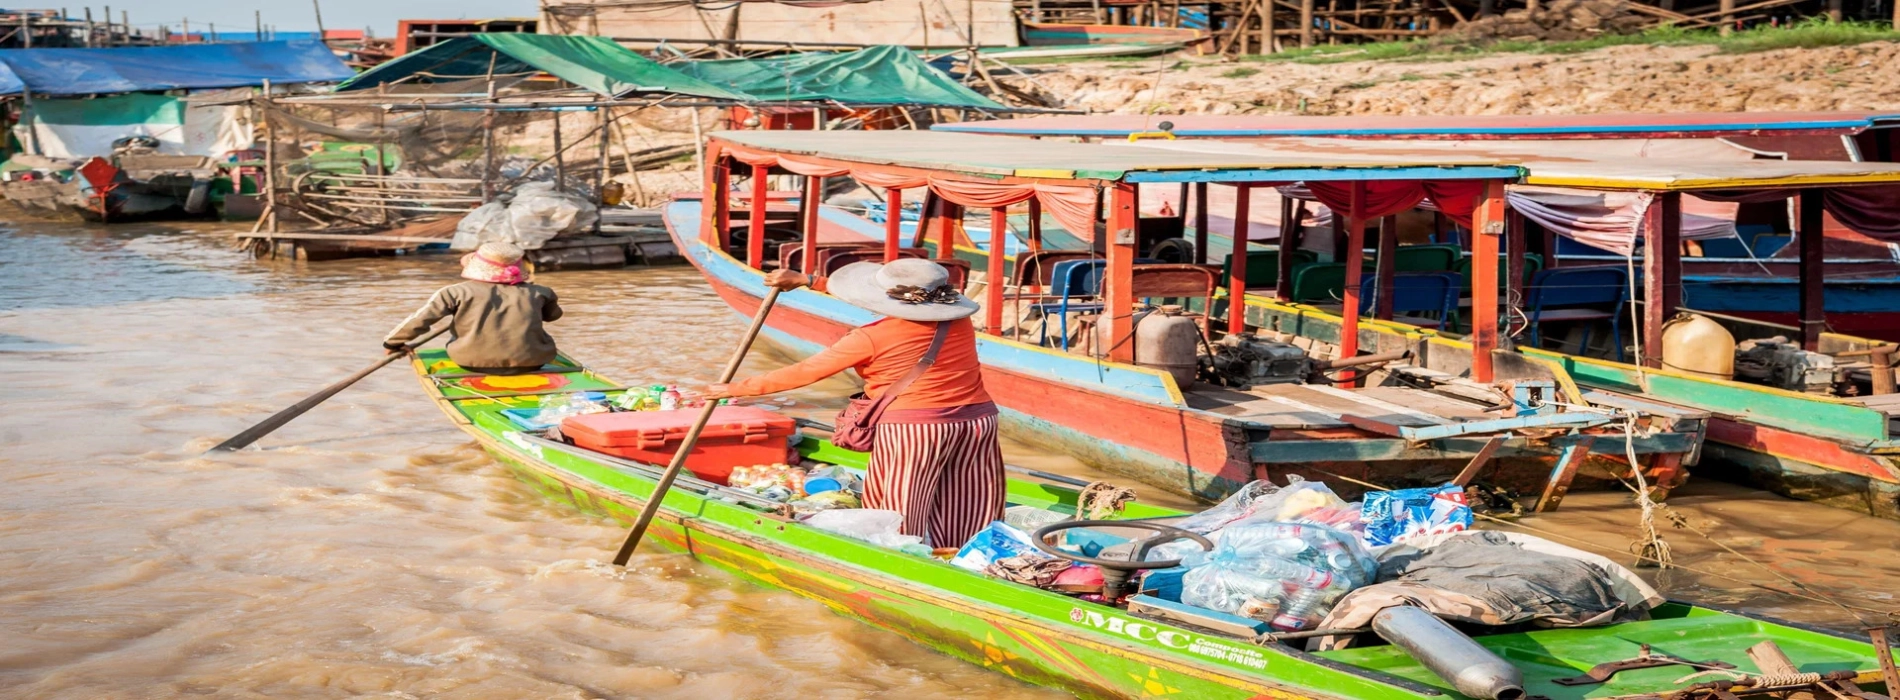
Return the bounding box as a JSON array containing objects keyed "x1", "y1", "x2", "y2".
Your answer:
[{"x1": 410, "y1": 348, "x2": 1899, "y2": 700}]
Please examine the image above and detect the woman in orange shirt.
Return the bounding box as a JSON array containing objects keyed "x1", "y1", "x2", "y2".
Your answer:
[{"x1": 707, "y1": 258, "x2": 1003, "y2": 548}]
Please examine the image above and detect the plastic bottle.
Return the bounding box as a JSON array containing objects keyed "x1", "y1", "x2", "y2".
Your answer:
[
  {"x1": 1271, "y1": 586, "x2": 1327, "y2": 631},
  {"x1": 659, "y1": 387, "x2": 682, "y2": 411}
]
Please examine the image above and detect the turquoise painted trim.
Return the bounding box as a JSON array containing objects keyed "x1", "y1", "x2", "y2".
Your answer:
[
  {"x1": 1523, "y1": 348, "x2": 1891, "y2": 446},
  {"x1": 1251, "y1": 433, "x2": 1696, "y2": 463},
  {"x1": 670, "y1": 202, "x2": 1188, "y2": 408},
  {"x1": 1123, "y1": 166, "x2": 1525, "y2": 183}
]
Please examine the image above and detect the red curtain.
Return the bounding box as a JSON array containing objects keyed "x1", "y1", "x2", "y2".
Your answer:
[
  {"x1": 1292, "y1": 180, "x2": 1487, "y2": 228},
  {"x1": 1698, "y1": 185, "x2": 1900, "y2": 240}
]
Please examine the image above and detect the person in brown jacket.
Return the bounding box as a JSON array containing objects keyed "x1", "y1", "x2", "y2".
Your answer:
[{"x1": 384, "y1": 242, "x2": 563, "y2": 375}]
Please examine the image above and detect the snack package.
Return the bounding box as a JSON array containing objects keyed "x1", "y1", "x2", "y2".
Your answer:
[
  {"x1": 951, "y1": 521, "x2": 1050, "y2": 573},
  {"x1": 1361, "y1": 484, "x2": 1473, "y2": 547}
]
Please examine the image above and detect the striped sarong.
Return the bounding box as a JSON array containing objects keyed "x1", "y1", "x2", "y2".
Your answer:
[{"x1": 864, "y1": 412, "x2": 1006, "y2": 548}]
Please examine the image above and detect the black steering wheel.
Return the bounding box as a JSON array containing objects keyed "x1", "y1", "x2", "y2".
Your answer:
[{"x1": 1031, "y1": 520, "x2": 1214, "y2": 599}]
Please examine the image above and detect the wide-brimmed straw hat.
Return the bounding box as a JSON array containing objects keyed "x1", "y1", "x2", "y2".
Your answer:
[
  {"x1": 461, "y1": 242, "x2": 526, "y2": 284},
  {"x1": 828, "y1": 258, "x2": 978, "y2": 322}
]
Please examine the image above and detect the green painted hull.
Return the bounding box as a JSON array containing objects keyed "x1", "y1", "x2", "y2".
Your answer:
[{"x1": 410, "y1": 348, "x2": 1897, "y2": 700}]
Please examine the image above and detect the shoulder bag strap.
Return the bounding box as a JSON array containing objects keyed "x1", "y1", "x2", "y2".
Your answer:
[{"x1": 861, "y1": 322, "x2": 951, "y2": 421}]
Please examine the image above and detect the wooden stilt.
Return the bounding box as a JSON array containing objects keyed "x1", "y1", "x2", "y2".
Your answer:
[{"x1": 1535, "y1": 436, "x2": 1597, "y2": 512}]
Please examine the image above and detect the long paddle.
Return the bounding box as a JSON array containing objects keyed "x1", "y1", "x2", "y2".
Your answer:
[
  {"x1": 612, "y1": 288, "x2": 781, "y2": 566},
  {"x1": 207, "y1": 325, "x2": 451, "y2": 453}
]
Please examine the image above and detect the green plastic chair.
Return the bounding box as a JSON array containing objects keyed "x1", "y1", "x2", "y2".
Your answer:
[
  {"x1": 1456, "y1": 253, "x2": 1544, "y2": 293},
  {"x1": 1220, "y1": 248, "x2": 1318, "y2": 288},
  {"x1": 1289, "y1": 262, "x2": 1349, "y2": 304},
  {"x1": 1365, "y1": 244, "x2": 1462, "y2": 273}
]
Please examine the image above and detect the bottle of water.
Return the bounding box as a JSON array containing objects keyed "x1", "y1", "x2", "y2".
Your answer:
[{"x1": 1270, "y1": 586, "x2": 1327, "y2": 631}]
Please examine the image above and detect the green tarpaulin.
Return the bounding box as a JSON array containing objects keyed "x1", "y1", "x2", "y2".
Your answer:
[
  {"x1": 676, "y1": 45, "x2": 1004, "y2": 110},
  {"x1": 337, "y1": 34, "x2": 748, "y2": 101}
]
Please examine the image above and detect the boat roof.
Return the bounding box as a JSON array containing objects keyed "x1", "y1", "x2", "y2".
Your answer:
[
  {"x1": 1121, "y1": 138, "x2": 1900, "y2": 190},
  {"x1": 932, "y1": 112, "x2": 1900, "y2": 139},
  {"x1": 713, "y1": 130, "x2": 1525, "y2": 183}
]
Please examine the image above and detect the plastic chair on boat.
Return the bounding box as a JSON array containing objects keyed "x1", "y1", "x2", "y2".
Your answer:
[
  {"x1": 1029, "y1": 259, "x2": 1106, "y2": 351},
  {"x1": 1752, "y1": 233, "x2": 1793, "y2": 257},
  {"x1": 1220, "y1": 248, "x2": 1317, "y2": 288},
  {"x1": 1288, "y1": 262, "x2": 1349, "y2": 304},
  {"x1": 1367, "y1": 244, "x2": 1461, "y2": 273},
  {"x1": 1524, "y1": 266, "x2": 1630, "y2": 361},
  {"x1": 1359, "y1": 272, "x2": 1461, "y2": 329},
  {"x1": 1456, "y1": 253, "x2": 1544, "y2": 293}
]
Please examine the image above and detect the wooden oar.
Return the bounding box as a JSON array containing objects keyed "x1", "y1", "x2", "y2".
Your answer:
[
  {"x1": 207, "y1": 325, "x2": 451, "y2": 453},
  {"x1": 612, "y1": 289, "x2": 781, "y2": 566}
]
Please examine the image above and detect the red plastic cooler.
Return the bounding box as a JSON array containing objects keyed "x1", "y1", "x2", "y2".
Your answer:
[{"x1": 560, "y1": 406, "x2": 797, "y2": 484}]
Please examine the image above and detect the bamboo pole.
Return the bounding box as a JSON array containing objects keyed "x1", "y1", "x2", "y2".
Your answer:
[
  {"x1": 481, "y1": 54, "x2": 497, "y2": 202},
  {"x1": 552, "y1": 109, "x2": 566, "y2": 191},
  {"x1": 83, "y1": 8, "x2": 93, "y2": 46},
  {"x1": 594, "y1": 97, "x2": 609, "y2": 200},
  {"x1": 1300, "y1": 0, "x2": 1315, "y2": 47}
]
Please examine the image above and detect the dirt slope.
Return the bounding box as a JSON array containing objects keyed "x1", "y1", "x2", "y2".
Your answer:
[{"x1": 1012, "y1": 41, "x2": 1900, "y2": 116}]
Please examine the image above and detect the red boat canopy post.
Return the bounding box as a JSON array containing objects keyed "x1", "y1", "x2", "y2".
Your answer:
[
  {"x1": 1640, "y1": 192, "x2": 1683, "y2": 367},
  {"x1": 1105, "y1": 182, "x2": 1139, "y2": 363},
  {"x1": 933, "y1": 198, "x2": 959, "y2": 261},
  {"x1": 1026, "y1": 198, "x2": 1044, "y2": 252},
  {"x1": 1226, "y1": 184, "x2": 1253, "y2": 335},
  {"x1": 713, "y1": 158, "x2": 733, "y2": 252},
  {"x1": 1277, "y1": 198, "x2": 1303, "y2": 302},
  {"x1": 747, "y1": 162, "x2": 769, "y2": 269},
  {"x1": 800, "y1": 175, "x2": 821, "y2": 274},
  {"x1": 883, "y1": 187, "x2": 903, "y2": 262},
  {"x1": 1192, "y1": 182, "x2": 1209, "y2": 264},
  {"x1": 986, "y1": 206, "x2": 1008, "y2": 336},
  {"x1": 1337, "y1": 182, "x2": 1369, "y2": 371},
  {"x1": 1470, "y1": 181, "x2": 1508, "y2": 383},
  {"x1": 1798, "y1": 188, "x2": 1826, "y2": 350}
]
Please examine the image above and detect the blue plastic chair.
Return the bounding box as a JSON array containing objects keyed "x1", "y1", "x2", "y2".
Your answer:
[
  {"x1": 1752, "y1": 233, "x2": 1793, "y2": 257},
  {"x1": 1695, "y1": 234, "x2": 1751, "y2": 259},
  {"x1": 1030, "y1": 259, "x2": 1106, "y2": 350},
  {"x1": 1524, "y1": 266, "x2": 1630, "y2": 361},
  {"x1": 1359, "y1": 272, "x2": 1460, "y2": 329}
]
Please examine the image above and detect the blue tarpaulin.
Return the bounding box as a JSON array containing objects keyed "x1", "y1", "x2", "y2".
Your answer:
[{"x1": 0, "y1": 40, "x2": 352, "y2": 96}]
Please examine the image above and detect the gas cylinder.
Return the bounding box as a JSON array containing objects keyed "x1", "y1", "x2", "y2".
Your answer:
[
  {"x1": 1134, "y1": 304, "x2": 1202, "y2": 388},
  {"x1": 1661, "y1": 312, "x2": 1735, "y2": 380}
]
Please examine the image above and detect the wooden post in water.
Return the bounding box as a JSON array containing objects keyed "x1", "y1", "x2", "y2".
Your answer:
[
  {"x1": 262, "y1": 80, "x2": 278, "y2": 233},
  {"x1": 1797, "y1": 189, "x2": 1826, "y2": 351},
  {"x1": 594, "y1": 98, "x2": 609, "y2": 200},
  {"x1": 1719, "y1": 0, "x2": 1735, "y2": 34},
  {"x1": 481, "y1": 53, "x2": 497, "y2": 202},
  {"x1": 1105, "y1": 182, "x2": 1138, "y2": 362},
  {"x1": 551, "y1": 110, "x2": 566, "y2": 192},
  {"x1": 1227, "y1": 184, "x2": 1252, "y2": 334},
  {"x1": 254, "y1": 10, "x2": 261, "y2": 41},
  {"x1": 1641, "y1": 192, "x2": 1681, "y2": 367},
  {"x1": 1262, "y1": 0, "x2": 1276, "y2": 53},
  {"x1": 83, "y1": 8, "x2": 93, "y2": 46}
]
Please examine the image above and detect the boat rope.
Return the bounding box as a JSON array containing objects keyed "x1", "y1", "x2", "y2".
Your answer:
[
  {"x1": 1078, "y1": 481, "x2": 1137, "y2": 520},
  {"x1": 1622, "y1": 412, "x2": 1674, "y2": 570},
  {"x1": 1310, "y1": 468, "x2": 1900, "y2": 620}
]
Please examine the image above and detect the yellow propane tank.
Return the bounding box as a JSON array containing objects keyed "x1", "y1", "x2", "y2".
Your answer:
[{"x1": 1661, "y1": 312, "x2": 1735, "y2": 380}]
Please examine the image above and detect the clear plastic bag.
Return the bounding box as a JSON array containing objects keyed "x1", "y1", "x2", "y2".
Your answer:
[
  {"x1": 507, "y1": 181, "x2": 598, "y2": 249},
  {"x1": 1174, "y1": 476, "x2": 1347, "y2": 534},
  {"x1": 1178, "y1": 521, "x2": 1377, "y2": 630},
  {"x1": 1003, "y1": 505, "x2": 1069, "y2": 533},
  {"x1": 451, "y1": 201, "x2": 512, "y2": 251},
  {"x1": 804, "y1": 509, "x2": 926, "y2": 550}
]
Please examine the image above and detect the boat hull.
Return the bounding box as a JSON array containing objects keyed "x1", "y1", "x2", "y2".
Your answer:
[{"x1": 670, "y1": 202, "x2": 1698, "y2": 504}]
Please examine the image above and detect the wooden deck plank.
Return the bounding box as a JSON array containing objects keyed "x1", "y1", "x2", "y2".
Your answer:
[
  {"x1": 1357, "y1": 386, "x2": 1493, "y2": 420},
  {"x1": 1256, "y1": 384, "x2": 1443, "y2": 427}
]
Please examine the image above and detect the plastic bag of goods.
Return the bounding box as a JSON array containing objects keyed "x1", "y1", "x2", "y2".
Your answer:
[
  {"x1": 1173, "y1": 476, "x2": 1346, "y2": 534},
  {"x1": 1361, "y1": 484, "x2": 1473, "y2": 548},
  {"x1": 451, "y1": 201, "x2": 514, "y2": 251},
  {"x1": 804, "y1": 509, "x2": 927, "y2": 553},
  {"x1": 785, "y1": 489, "x2": 861, "y2": 517},
  {"x1": 506, "y1": 181, "x2": 598, "y2": 249},
  {"x1": 1179, "y1": 522, "x2": 1377, "y2": 631},
  {"x1": 951, "y1": 521, "x2": 1050, "y2": 573}
]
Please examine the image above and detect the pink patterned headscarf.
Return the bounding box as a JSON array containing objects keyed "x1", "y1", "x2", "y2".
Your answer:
[{"x1": 461, "y1": 242, "x2": 526, "y2": 284}]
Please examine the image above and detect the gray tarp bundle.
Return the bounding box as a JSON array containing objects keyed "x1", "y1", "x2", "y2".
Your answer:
[{"x1": 1315, "y1": 531, "x2": 1663, "y2": 649}]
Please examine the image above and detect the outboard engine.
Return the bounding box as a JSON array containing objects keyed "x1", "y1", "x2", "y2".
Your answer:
[
  {"x1": 1201, "y1": 333, "x2": 1312, "y2": 388},
  {"x1": 110, "y1": 135, "x2": 162, "y2": 157},
  {"x1": 1734, "y1": 336, "x2": 1837, "y2": 393}
]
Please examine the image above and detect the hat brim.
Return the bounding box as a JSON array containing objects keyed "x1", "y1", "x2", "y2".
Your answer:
[{"x1": 827, "y1": 261, "x2": 979, "y2": 322}]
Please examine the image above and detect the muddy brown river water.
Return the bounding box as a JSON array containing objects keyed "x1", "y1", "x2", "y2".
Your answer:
[{"x1": 3, "y1": 221, "x2": 1897, "y2": 698}]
